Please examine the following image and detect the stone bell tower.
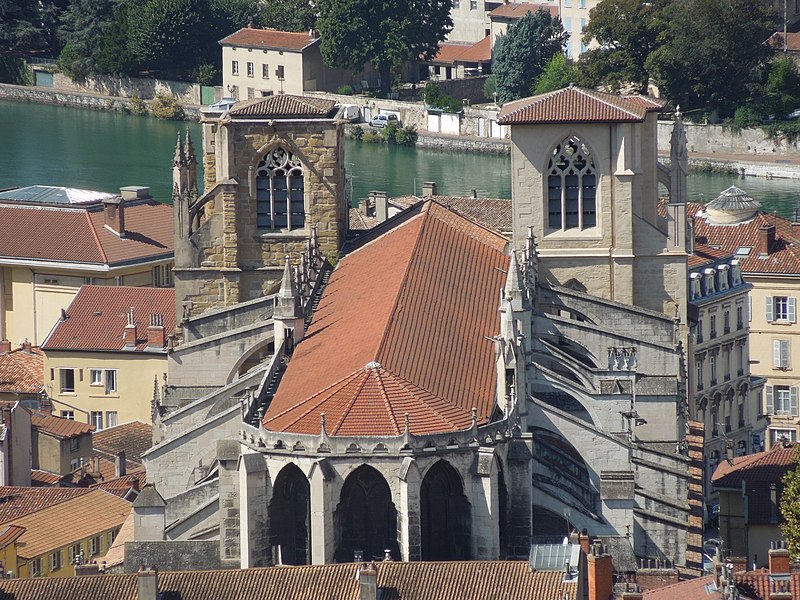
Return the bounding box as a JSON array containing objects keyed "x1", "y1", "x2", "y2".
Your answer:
[{"x1": 173, "y1": 95, "x2": 347, "y2": 318}]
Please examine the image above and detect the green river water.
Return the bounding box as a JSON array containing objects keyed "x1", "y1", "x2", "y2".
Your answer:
[{"x1": 1, "y1": 99, "x2": 798, "y2": 217}]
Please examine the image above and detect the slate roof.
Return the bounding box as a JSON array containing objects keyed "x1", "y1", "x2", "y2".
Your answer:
[
  {"x1": 9, "y1": 489, "x2": 130, "y2": 559},
  {"x1": 0, "y1": 347, "x2": 44, "y2": 395},
  {"x1": 264, "y1": 201, "x2": 509, "y2": 436},
  {"x1": 227, "y1": 95, "x2": 338, "y2": 119},
  {"x1": 686, "y1": 201, "x2": 800, "y2": 275},
  {"x1": 31, "y1": 412, "x2": 93, "y2": 439},
  {"x1": 0, "y1": 200, "x2": 173, "y2": 266},
  {"x1": 219, "y1": 27, "x2": 319, "y2": 51},
  {"x1": 43, "y1": 286, "x2": 176, "y2": 352},
  {"x1": 498, "y1": 86, "x2": 663, "y2": 125},
  {"x1": 0, "y1": 561, "x2": 578, "y2": 600},
  {"x1": 390, "y1": 195, "x2": 512, "y2": 233},
  {"x1": 0, "y1": 486, "x2": 92, "y2": 523},
  {"x1": 489, "y1": 2, "x2": 560, "y2": 19}
]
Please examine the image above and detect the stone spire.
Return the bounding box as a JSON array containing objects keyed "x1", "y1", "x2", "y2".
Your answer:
[
  {"x1": 172, "y1": 131, "x2": 185, "y2": 168},
  {"x1": 669, "y1": 107, "x2": 688, "y2": 206},
  {"x1": 505, "y1": 250, "x2": 526, "y2": 312},
  {"x1": 274, "y1": 256, "x2": 305, "y2": 353},
  {"x1": 172, "y1": 131, "x2": 189, "y2": 203},
  {"x1": 184, "y1": 128, "x2": 198, "y2": 196}
]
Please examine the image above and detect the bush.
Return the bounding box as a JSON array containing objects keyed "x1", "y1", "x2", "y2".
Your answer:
[
  {"x1": 348, "y1": 125, "x2": 364, "y2": 140},
  {"x1": 191, "y1": 63, "x2": 219, "y2": 86},
  {"x1": 362, "y1": 131, "x2": 382, "y2": 143},
  {"x1": 382, "y1": 120, "x2": 400, "y2": 144},
  {"x1": 337, "y1": 84, "x2": 354, "y2": 95},
  {"x1": 394, "y1": 125, "x2": 418, "y2": 146},
  {"x1": 128, "y1": 94, "x2": 148, "y2": 116},
  {"x1": 0, "y1": 57, "x2": 33, "y2": 85},
  {"x1": 150, "y1": 91, "x2": 184, "y2": 120},
  {"x1": 422, "y1": 81, "x2": 463, "y2": 113},
  {"x1": 57, "y1": 42, "x2": 90, "y2": 83},
  {"x1": 731, "y1": 104, "x2": 767, "y2": 130},
  {"x1": 483, "y1": 75, "x2": 497, "y2": 101}
]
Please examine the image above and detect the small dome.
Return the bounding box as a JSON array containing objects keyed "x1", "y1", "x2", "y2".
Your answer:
[{"x1": 705, "y1": 185, "x2": 761, "y2": 224}]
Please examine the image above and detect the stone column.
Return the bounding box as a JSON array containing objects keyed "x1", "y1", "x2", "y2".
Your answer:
[
  {"x1": 309, "y1": 458, "x2": 335, "y2": 564},
  {"x1": 506, "y1": 435, "x2": 534, "y2": 559},
  {"x1": 398, "y1": 457, "x2": 421, "y2": 561},
  {"x1": 472, "y1": 447, "x2": 500, "y2": 559},
  {"x1": 239, "y1": 451, "x2": 270, "y2": 568},
  {"x1": 218, "y1": 439, "x2": 241, "y2": 568}
]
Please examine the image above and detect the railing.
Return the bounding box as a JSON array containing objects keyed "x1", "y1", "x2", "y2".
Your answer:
[{"x1": 243, "y1": 338, "x2": 286, "y2": 426}]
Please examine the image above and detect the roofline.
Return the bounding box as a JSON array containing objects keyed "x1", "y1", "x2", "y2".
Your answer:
[{"x1": 0, "y1": 252, "x2": 173, "y2": 272}]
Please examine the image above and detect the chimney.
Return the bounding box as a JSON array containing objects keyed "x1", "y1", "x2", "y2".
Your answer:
[
  {"x1": 137, "y1": 565, "x2": 158, "y2": 600},
  {"x1": 124, "y1": 307, "x2": 137, "y2": 348},
  {"x1": 422, "y1": 181, "x2": 437, "y2": 197},
  {"x1": 729, "y1": 556, "x2": 748, "y2": 573},
  {"x1": 579, "y1": 529, "x2": 591, "y2": 555},
  {"x1": 76, "y1": 562, "x2": 100, "y2": 576},
  {"x1": 103, "y1": 196, "x2": 126, "y2": 238},
  {"x1": 20, "y1": 339, "x2": 32, "y2": 354},
  {"x1": 359, "y1": 562, "x2": 378, "y2": 600},
  {"x1": 587, "y1": 541, "x2": 613, "y2": 600},
  {"x1": 146, "y1": 314, "x2": 166, "y2": 350},
  {"x1": 0, "y1": 340, "x2": 10, "y2": 354},
  {"x1": 115, "y1": 450, "x2": 127, "y2": 477},
  {"x1": 358, "y1": 197, "x2": 370, "y2": 218},
  {"x1": 769, "y1": 540, "x2": 790, "y2": 576},
  {"x1": 759, "y1": 224, "x2": 776, "y2": 256},
  {"x1": 472, "y1": 188, "x2": 477, "y2": 199},
  {"x1": 130, "y1": 476, "x2": 140, "y2": 492},
  {"x1": 375, "y1": 191, "x2": 388, "y2": 223},
  {"x1": 91, "y1": 456, "x2": 101, "y2": 478}
]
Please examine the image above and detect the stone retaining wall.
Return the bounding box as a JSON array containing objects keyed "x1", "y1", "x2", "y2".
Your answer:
[
  {"x1": 656, "y1": 120, "x2": 800, "y2": 156},
  {"x1": 40, "y1": 69, "x2": 201, "y2": 104}
]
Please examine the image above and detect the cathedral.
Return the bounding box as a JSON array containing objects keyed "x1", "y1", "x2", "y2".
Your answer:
[{"x1": 134, "y1": 88, "x2": 702, "y2": 575}]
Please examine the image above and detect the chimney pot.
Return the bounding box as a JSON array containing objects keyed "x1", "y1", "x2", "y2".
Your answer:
[
  {"x1": 769, "y1": 542, "x2": 791, "y2": 576},
  {"x1": 359, "y1": 562, "x2": 378, "y2": 600},
  {"x1": 137, "y1": 565, "x2": 158, "y2": 600},
  {"x1": 103, "y1": 196, "x2": 126, "y2": 238},
  {"x1": 146, "y1": 314, "x2": 166, "y2": 349}
]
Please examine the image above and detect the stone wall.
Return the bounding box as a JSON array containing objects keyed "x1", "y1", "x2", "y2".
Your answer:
[
  {"x1": 438, "y1": 75, "x2": 491, "y2": 104},
  {"x1": 123, "y1": 540, "x2": 220, "y2": 572},
  {"x1": 46, "y1": 71, "x2": 201, "y2": 104},
  {"x1": 656, "y1": 120, "x2": 800, "y2": 156}
]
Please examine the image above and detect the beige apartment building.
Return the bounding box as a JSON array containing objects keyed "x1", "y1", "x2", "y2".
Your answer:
[
  {"x1": 690, "y1": 186, "x2": 800, "y2": 449},
  {"x1": 42, "y1": 286, "x2": 174, "y2": 430},
  {"x1": 0, "y1": 188, "x2": 174, "y2": 347}
]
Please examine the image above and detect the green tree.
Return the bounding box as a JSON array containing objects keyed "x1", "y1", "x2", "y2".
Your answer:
[
  {"x1": 765, "y1": 57, "x2": 800, "y2": 118},
  {"x1": 316, "y1": 0, "x2": 453, "y2": 95},
  {"x1": 0, "y1": 0, "x2": 50, "y2": 52},
  {"x1": 781, "y1": 446, "x2": 800, "y2": 557},
  {"x1": 94, "y1": 6, "x2": 137, "y2": 75},
  {"x1": 259, "y1": 0, "x2": 317, "y2": 32},
  {"x1": 578, "y1": 0, "x2": 666, "y2": 93},
  {"x1": 645, "y1": 0, "x2": 773, "y2": 117},
  {"x1": 493, "y1": 8, "x2": 569, "y2": 103},
  {"x1": 533, "y1": 54, "x2": 580, "y2": 94}
]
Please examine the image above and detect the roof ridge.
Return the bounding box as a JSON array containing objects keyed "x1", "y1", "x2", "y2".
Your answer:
[
  {"x1": 374, "y1": 369, "x2": 402, "y2": 435},
  {"x1": 329, "y1": 369, "x2": 374, "y2": 435},
  {"x1": 84, "y1": 208, "x2": 109, "y2": 264},
  {"x1": 579, "y1": 88, "x2": 641, "y2": 121}
]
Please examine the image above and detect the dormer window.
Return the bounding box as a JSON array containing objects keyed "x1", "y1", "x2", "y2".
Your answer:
[
  {"x1": 730, "y1": 259, "x2": 742, "y2": 286},
  {"x1": 690, "y1": 272, "x2": 703, "y2": 300},
  {"x1": 717, "y1": 264, "x2": 729, "y2": 291},
  {"x1": 547, "y1": 135, "x2": 597, "y2": 231},
  {"x1": 256, "y1": 147, "x2": 305, "y2": 231},
  {"x1": 704, "y1": 268, "x2": 716, "y2": 294}
]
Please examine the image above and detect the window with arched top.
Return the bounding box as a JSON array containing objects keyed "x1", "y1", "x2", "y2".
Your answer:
[
  {"x1": 255, "y1": 147, "x2": 305, "y2": 230},
  {"x1": 547, "y1": 135, "x2": 597, "y2": 231}
]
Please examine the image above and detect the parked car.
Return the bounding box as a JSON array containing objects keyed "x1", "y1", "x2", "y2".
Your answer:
[
  {"x1": 370, "y1": 113, "x2": 399, "y2": 128},
  {"x1": 206, "y1": 98, "x2": 237, "y2": 113}
]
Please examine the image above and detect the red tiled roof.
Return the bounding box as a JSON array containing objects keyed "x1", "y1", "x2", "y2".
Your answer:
[
  {"x1": 92, "y1": 421, "x2": 152, "y2": 463},
  {"x1": 712, "y1": 443, "x2": 797, "y2": 487},
  {"x1": 0, "y1": 201, "x2": 173, "y2": 267},
  {"x1": 0, "y1": 347, "x2": 44, "y2": 395},
  {"x1": 0, "y1": 525, "x2": 25, "y2": 550},
  {"x1": 489, "y1": 2, "x2": 559, "y2": 19},
  {"x1": 735, "y1": 569, "x2": 800, "y2": 599},
  {"x1": 219, "y1": 27, "x2": 319, "y2": 51},
  {"x1": 687, "y1": 243, "x2": 732, "y2": 269},
  {"x1": 90, "y1": 470, "x2": 144, "y2": 498},
  {"x1": 685, "y1": 201, "x2": 800, "y2": 275},
  {"x1": 431, "y1": 37, "x2": 492, "y2": 65},
  {"x1": 0, "y1": 486, "x2": 92, "y2": 523},
  {"x1": 498, "y1": 86, "x2": 663, "y2": 125},
  {"x1": 768, "y1": 31, "x2": 800, "y2": 52},
  {"x1": 390, "y1": 195, "x2": 512, "y2": 233},
  {"x1": 348, "y1": 207, "x2": 380, "y2": 231},
  {"x1": 0, "y1": 561, "x2": 577, "y2": 600},
  {"x1": 29, "y1": 470, "x2": 61, "y2": 486},
  {"x1": 227, "y1": 95, "x2": 338, "y2": 118},
  {"x1": 31, "y1": 412, "x2": 92, "y2": 439},
  {"x1": 42, "y1": 286, "x2": 176, "y2": 352},
  {"x1": 643, "y1": 575, "x2": 718, "y2": 600},
  {"x1": 264, "y1": 201, "x2": 509, "y2": 436}
]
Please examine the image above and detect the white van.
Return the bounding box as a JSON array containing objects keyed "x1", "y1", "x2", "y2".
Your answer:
[{"x1": 337, "y1": 104, "x2": 361, "y2": 123}]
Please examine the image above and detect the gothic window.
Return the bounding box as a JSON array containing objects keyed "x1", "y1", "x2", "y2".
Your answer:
[
  {"x1": 547, "y1": 135, "x2": 597, "y2": 231},
  {"x1": 421, "y1": 460, "x2": 471, "y2": 561},
  {"x1": 256, "y1": 147, "x2": 305, "y2": 231},
  {"x1": 268, "y1": 464, "x2": 311, "y2": 565}
]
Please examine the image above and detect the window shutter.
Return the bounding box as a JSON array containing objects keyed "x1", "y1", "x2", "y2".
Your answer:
[
  {"x1": 782, "y1": 340, "x2": 791, "y2": 369},
  {"x1": 749, "y1": 295, "x2": 752, "y2": 322},
  {"x1": 790, "y1": 297, "x2": 797, "y2": 323},
  {"x1": 766, "y1": 385, "x2": 774, "y2": 415},
  {"x1": 793, "y1": 387, "x2": 799, "y2": 417},
  {"x1": 774, "y1": 340, "x2": 783, "y2": 368},
  {"x1": 766, "y1": 296, "x2": 774, "y2": 322}
]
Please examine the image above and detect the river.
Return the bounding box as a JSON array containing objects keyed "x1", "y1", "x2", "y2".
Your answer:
[{"x1": 1, "y1": 99, "x2": 798, "y2": 217}]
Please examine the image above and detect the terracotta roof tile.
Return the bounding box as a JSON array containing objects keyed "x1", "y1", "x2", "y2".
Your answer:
[
  {"x1": 498, "y1": 86, "x2": 663, "y2": 125},
  {"x1": 712, "y1": 443, "x2": 797, "y2": 487},
  {"x1": 431, "y1": 37, "x2": 492, "y2": 64},
  {"x1": 769, "y1": 31, "x2": 800, "y2": 52},
  {"x1": 0, "y1": 347, "x2": 44, "y2": 395},
  {"x1": 43, "y1": 286, "x2": 176, "y2": 352},
  {"x1": 390, "y1": 195, "x2": 512, "y2": 233},
  {"x1": 227, "y1": 95, "x2": 337, "y2": 119},
  {"x1": 0, "y1": 525, "x2": 25, "y2": 550},
  {"x1": 0, "y1": 561, "x2": 577, "y2": 600},
  {"x1": 0, "y1": 486, "x2": 92, "y2": 523},
  {"x1": 687, "y1": 243, "x2": 733, "y2": 269},
  {"x1": 219, "y1": 27, "x2": 319, "y2": 51},
  {"x1": 348, "y1": 207, "x2": 380, "y2": 231},
  {"x1": 29, "y1": 470, "x2": 61, "y2": 486},
  {"x1": 32, "y1": 412, "x2": 92, "y2": 439},
  {"x1": 735, "y1": 569, "x2": 800, "y2": 599},
  {"x1": 265, "y1": 201, "x2": 509, "y2": 436},
  {"x1": 643, "y1": 575, "x2": 718, "y2": 600},
  {"x1": 11, "y1": 489, "x2": 130, "y2": 559},
  {"x1": 489, "y1": 2, "x2": 560, "y2": 19},
  {"x1": 0, "y1": 201, "x2": 173, "y2": 266},
  {"x1": 92, "y1": 421, "x2": 152, "y2": 463},
  {"x1": 89, "y1": 470, "x2": 145, "y2": 498}
]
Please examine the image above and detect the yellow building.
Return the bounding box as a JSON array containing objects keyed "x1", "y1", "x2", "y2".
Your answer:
[
  {"x1": 42, "y1": 286, "x2": 175, "y2": 430},
  {"x1": 0, "y1": 188, "x2": 174, "y2": 347},
  {"x1": 690, "y1": 188, "x2": 800, "y2": 449}
]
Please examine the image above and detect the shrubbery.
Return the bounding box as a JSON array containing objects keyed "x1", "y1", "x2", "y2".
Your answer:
[
  {"x1": 150, "y1": 91, "x2": 184, "y2": 120},
  {"x1": 337, "y1": 84, "x2": 353, "y2": 95},
  {"x1": 422, "y1": 81, "x2": 463, "y2": 113},
  {"x1": 358, "y1": 124, "x2": 417, "y2": 146}
]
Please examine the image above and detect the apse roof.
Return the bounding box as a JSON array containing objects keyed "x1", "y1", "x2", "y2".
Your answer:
[
  {"x1": 705, "y1": 185, "x2": 762, "y2": 214},
  {"x1": 498, "y1": 86, "x2": 663, "y2": 125},
  {"x1": 263, "y1": 200, "x2": 509, "y2": 437},
  {"x1": 226, "y1": 95, "x2": 338, "y2": 119}
]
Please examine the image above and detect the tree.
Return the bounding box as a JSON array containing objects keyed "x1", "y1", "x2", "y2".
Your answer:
[
  {"x1": 57, "y1": 0, "x2": 129, "y2": 78},
  {"x1": 764, "y1": 57, "x2": 800, "y2": 118},
  {"x1": 645, "y1": 0, "x2": 773, "y2": 117},
  {"x1": 259, "y1": 0, "x2": 317, "y2": 32},
  {"x1": 578, "y1": 0, "x2": 666, "y2": 93},
  {"x1": 316, "y1": 0, "x2": 453, "y2": 95},
  {"x1": 492, "y1": 9, "x2": 569, "y2": 103},
  {"x1": 0, "y1": 0, "x2": 50, "y2": 52},
  {"x1": 94, "y1": 6, "x2": 137, "y2": 75},
  {"x1": 534, "y1": 54, "x2": 580, "y2": 95},
  {"x1": 781, "y1": 446, "x2": 800, "y2": 557}
]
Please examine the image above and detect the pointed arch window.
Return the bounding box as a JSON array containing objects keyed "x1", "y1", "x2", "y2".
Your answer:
[
  {"x1": 256, "y1": 147, "x2": 305, "y2": 230},
  {"x1": 547, "y1": 135, "x2": 597, "y2": 231}
]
